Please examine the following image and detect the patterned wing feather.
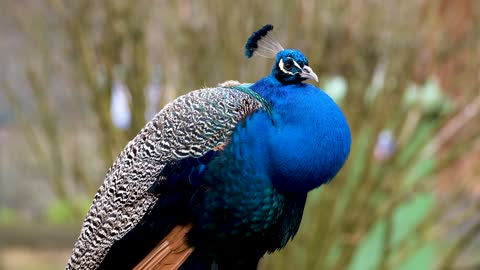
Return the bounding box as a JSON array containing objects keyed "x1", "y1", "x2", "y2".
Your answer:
[{"x1": 66, "y1": 86, "x2": 264, "y2": 270}]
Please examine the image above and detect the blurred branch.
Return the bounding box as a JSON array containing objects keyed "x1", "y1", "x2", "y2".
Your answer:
[
  {"x1": 57, "y1": 0, "x2": 121, "y2": 166},
  {"x1": 433, "y1": 95, "x2": 480, "y2": 152},
  {"x1": 123, "y1": 1, "x2": 151, "y2": 138},
  {"x1": 0, "y1": 81, "x2": 46, "y2": 160},
  {"x1": 26, "y1": 66, "x2": 67, "y2": 199},
  {"x1": 439, "y1": 220, "x2": 480, "y2": 270},
  {"x1": 48, "y1": 0, "x2": 154, "y2": 161},
  {"x1": 70, "y1": 139, "x2": 98, "y2": 195}
]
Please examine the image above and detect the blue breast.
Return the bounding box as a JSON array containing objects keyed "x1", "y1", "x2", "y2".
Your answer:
[{"x1": 249, "y1": 76, "x2": 351, "y2": 193}]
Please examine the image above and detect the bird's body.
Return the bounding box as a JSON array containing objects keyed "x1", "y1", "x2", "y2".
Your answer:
[{"x1": 67, "y1": 25, "x2": 351, "y2": 270}]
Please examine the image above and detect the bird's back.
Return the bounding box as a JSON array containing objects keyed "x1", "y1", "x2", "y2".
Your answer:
[{"x1": 66, "y1": 86, "x2": 265, "y2": 270}]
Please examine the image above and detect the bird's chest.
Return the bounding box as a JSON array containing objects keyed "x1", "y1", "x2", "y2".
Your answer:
[
  {"x1": 188, "y1": 184, "x2": 306, "y2": 254},
  {"x1": 193, "y1": 178, "x2": 286, "y2": 238}
]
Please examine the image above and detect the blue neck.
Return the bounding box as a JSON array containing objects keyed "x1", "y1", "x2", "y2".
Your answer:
[{"x1": 247, "y1": 75, "x2": 351, "y2": 193}]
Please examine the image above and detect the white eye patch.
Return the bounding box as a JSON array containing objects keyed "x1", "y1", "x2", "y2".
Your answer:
[{"x1": 279, "y1": 58, "x2": 303, "y2": 75}]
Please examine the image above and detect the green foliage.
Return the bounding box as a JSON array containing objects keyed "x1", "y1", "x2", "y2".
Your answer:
[
  {"x1": 392, "y1": 193, "x2": 434, "y2": 248},
  {"x1": 44, "y1": 200, "x2": 77, "y2": 224},
  {"x1": 44, "y1": 197, "x2": 91, "y2": 225},
  {"x1": 0, "y1": 207, "x2": 17, "y2": 226}
]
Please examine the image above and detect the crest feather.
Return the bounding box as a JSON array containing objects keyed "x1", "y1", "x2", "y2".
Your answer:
[{"x1": 245, "y1": 24, "x2": 284, "y2": 59}]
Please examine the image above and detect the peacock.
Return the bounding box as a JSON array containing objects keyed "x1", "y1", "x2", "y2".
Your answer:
[{"x1": 66, "y1": 24, "x2": 351, "y2": 270}]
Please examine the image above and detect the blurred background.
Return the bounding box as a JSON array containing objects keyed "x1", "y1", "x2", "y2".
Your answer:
[{"x1": 0, "y1": 0, "x2": 479, "y2": 269}]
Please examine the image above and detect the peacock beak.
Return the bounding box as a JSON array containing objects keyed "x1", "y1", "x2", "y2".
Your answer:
[{"x1": 300, "y1": 65, "x2": 319, "y2": 82}]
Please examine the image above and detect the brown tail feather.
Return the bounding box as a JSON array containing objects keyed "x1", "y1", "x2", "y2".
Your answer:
[{"x1": 134, "y1": 224, "x2": 194, "y2": 270}]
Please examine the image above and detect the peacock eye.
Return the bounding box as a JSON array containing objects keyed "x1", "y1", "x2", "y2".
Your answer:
[{"x1": 283, "y1": 58, "x2": 294, "y2": 70}]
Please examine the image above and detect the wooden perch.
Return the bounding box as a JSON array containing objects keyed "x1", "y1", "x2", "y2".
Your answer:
[{"x1": 134, "y1": 224, "x2": 194, "y2": 270}]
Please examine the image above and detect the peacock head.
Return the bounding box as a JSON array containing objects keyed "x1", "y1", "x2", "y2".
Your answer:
[
  {"x1": 245, "y1": 24, "x2": 318, "y2": 84},
  {"x1": 272, "y1": 49, "x2": 318, "y2": 84}
]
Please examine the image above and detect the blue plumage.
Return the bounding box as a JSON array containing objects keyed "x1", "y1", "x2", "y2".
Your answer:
[
  {"x1": 94, "y1": 25, "x2": 350, "y2": 270},
  {"x1": 251, "y1": 79, "x2": 351, "y2": 192}
]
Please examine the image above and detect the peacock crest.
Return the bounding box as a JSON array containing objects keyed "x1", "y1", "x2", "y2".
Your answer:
[{"x1": 245, "y1": 24, "x2": 284, "y2": 59}]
